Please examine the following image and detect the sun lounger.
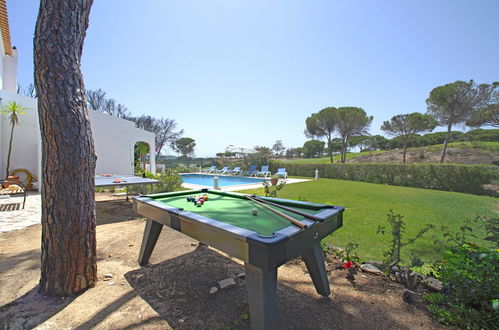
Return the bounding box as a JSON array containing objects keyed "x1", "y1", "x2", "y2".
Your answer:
[
  {"x1": 206, "y1": 166, "x2": 217, "y2": 174},
  {"x1": 242, "y1": 165, "x2": 257, "y2": 176},
  {"x1": 227, "y1": 167, "x2": 241, "y2": 175},
  {"x1": 274, "y1": 168, "x2": 288, "y2": 179},
  {"x1": 216, "y1": 166, "x2": 229, "y2": 174},
  {"x1": 254, "y1": 165, "x2": 271, "y2": 178}
]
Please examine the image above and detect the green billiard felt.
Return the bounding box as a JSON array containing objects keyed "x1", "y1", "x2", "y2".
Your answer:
[{"x1": 152, "y1": 192, "x2": 320, "y2": 236}]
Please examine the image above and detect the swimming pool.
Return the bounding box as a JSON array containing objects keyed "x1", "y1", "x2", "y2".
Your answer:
[{"x1": 180, "y1": 174, "x2": 267, "y2": 187}]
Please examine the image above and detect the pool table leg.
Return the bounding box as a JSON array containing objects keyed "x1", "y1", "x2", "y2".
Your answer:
[
  {"x1": 138, "y1": 220, "x2": 163, "y2": 266},
  {"x1": 245, "y1": 263, "x2": 277, "y2": 330},
  {"x1": 302, "y1": 242, "x2": 331, "y2": 297}
]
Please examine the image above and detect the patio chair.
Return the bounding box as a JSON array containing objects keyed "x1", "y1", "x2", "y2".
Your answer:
[
  {"x1": 206, "y1": 166, "x2": 217, "y2": 174},
  {"x1": 274, "y1": 168, "x2": 288, "y2": 179},
  {"x1": 0, "y1": 179, "x2": 26, "y2": 209},
  {"x1": 254, "y1": 165, "x2": 271, "y2": 178},
  {"x1": 242, "y1": 165, "x2": 257, "y2": 176},
  {"x1": 227, "y1": 167, "x2": 241, "y2": 175},
  {"x1": 216, "y1": 166, "x2": 229, "y2": 175}
]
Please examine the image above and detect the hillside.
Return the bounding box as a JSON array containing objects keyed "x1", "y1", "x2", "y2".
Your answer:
[
  {"x1": 279, "y1": 142, "x2": 499, "y2": 165},
  {"x1": 350, "y1": 142, "x2": 498, "y2": 165}
]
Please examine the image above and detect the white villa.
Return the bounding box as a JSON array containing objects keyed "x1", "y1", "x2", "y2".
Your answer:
[{"x1": 0, "y1": 0, "x2": 155, "y2": 190}]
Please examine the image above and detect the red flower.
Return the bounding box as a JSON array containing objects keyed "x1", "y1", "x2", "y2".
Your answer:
[{"x1": 343, "y1": 261, "x2": 353, "y2": 269}]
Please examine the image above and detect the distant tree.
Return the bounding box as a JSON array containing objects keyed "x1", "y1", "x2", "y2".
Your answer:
[
  {"x1": 416, "y1": 131, "x2": 466, "y2": 147},
  {"x1": 19, "y1": 83, "x2": 37, "y2": 98},
  {"x1": 271, "y1": 140, "x2": 285, "y2": 158},
  {"x1": 244, "y1": 146, "x2": 272, "y2": 167},
  {"x1": 348, "y1": 135, "x2": 371, "y2": 152},
  {"x1": 86, "y1": 88, "x2": 106, "y2": 111},
  {"x1": 285, "y1": 147, "x2": 303, "y2": 158},
  {"x1": 303, "y1": 140, "x2": 325, "y2": 158},
  {"x1": 34, "y1": 0, "x2": 96, "y2": 296},
  {"x1": 464, "y1": 128, "x2": 499, "y2": 142},
  {"x1": 426, "y1": 80, "x2": 498, "y2": 163},
  {"x1": 304, "y1": 107, "x2": 336, "y2": 163},
  {"x1": 370, "y1": 135, "x2": 390, "y2": 150},
  {"x1": 381, "y1": 113, "x2": 437, "y2": 164},
  {"x1": 335, "y1": 107, "x2": 373, "y2": 163},
  {"x1": 173, "y1": 137, "x2": 196, "y2": 157},
  {"x1": 254, "y1": 146, "x2": 272, "y2": 158},
  {"x1": 1, "y1": 102, "x2": 27, "y2": 177},
  {"x1": 132, "y1": 115, "x2": 183, "y2": 158},
  {"x1": 216, "y1": 152, "x2": 224, "y2": 158}
]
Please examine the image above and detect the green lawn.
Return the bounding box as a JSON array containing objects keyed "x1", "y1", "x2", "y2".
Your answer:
[{"x1": 240, "y1": 178, "x2": 497, "y2": 263}]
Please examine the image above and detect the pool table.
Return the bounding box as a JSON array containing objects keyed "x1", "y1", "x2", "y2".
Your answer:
[{"x1": 133, "y1": 189, "x2": 344, "y2": 330}]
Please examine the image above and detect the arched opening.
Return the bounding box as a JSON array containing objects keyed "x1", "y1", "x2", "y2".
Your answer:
[{"x1": 134, "y1": 141, "x2": 151, "y2": 174}]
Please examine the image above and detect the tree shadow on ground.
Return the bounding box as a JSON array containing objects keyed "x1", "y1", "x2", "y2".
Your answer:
[
  {"x1": 0, "y1": 249, "x2": 39, "y2": 279},
  {"x1": 96, "y1": 200, "x2": 141, "y2": 226},
  {"x1": 0, "y1": 286, "x2": 75, "y2": 329},
  {"x1": 125, "y1": 244, "x2": 417, "y2": 330}
]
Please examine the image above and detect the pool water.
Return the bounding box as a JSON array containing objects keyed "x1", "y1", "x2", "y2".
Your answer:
[{"x1": 181, "y1": 174, "x2": 266, "y2": 187}]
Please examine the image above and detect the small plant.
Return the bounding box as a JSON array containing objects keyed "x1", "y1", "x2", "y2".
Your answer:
[
  {"x1": 426, "y1": 216, "x2": 499, "y2": 329},
  {"x1": 377, "y1": 210, "x2": 434, "y2": 269},
  {"x1": 1, "y1": 102, "x2": 27, "y2": 178},
  {"x1": 423, "y1": 293, "x2": 445, "y2": 304},
  {"x1": 262, "y1": 180, "x2": 286, "y2": 198},
  {"x1": 322, "y1": 242, "x2": 360, "y2": 286}
]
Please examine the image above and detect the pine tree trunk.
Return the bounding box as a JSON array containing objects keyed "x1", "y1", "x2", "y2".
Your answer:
[
  {"x1": 34, "y1": 0, "x2": 97, "y2": 296},
  {"x1": 439, "y1": 124, "x2": 452, "y2": 164},
  {"x1": 402, "y1": 144, "x2": 407, "y2": 164}
]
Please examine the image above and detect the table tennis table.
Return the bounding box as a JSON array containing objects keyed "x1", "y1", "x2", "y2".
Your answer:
[{"x1": 95, "y1": 174, "x2": 159, "y2": 200}]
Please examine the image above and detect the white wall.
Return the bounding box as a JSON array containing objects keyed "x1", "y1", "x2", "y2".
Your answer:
[
  {"x1": 0, "y1": 25, "x2": 18, "y2": 94},
  {"x1": 89, "y1": 110, "x2": 156, "y2": 175},
  {"x1": 2, "y1": 47, "x2": 18, "y2": 93},
  {"x1": 0, "y1": 90, "x2": 156, "y2": 189},
  {"x1": 0, "y1": 91, "x2": 40, "y2": 186}
]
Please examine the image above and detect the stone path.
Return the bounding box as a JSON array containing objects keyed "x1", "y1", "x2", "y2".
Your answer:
[{"x1": 0, "y1": 193, "x2": 41, "y2": 233}]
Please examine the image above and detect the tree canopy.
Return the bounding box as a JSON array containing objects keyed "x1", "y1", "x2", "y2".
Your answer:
[
  {"x1": 381, "y1": 112, "x2": 437, "y2": 163},
  {"x1": 303, "y1": 140, "x2": 325, "y2": 158},
  {"x1": 271, "y1": 140, "x2": 285, "y2": 157},
  {"x1": 173, "y1": 137, "x2": 196, "y2": 157},
  {"x1": 334, "y1": 107, "x2": 373, "y2": 163},
  {"x1": 304, "y1": 107, "x2": 336, "y2": 163},
  {"x1": 426, "y1": 80, "x2": 498, "y2": 162}
]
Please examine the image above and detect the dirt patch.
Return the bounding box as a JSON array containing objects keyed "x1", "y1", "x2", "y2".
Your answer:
[{"x1": 0, "y1": 193, "x2": 446, "y2": 329}]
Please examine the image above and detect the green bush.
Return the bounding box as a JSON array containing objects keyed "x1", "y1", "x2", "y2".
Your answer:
[
  {"x1": 128, "y1": 170, "x2": 183, "y2": 194},
  {"x1": 271, "y1": 163, "x2": 498, "y2": 195},
  {"x1": 429, "y1": 243, "x2": 499, "y2": 329}
]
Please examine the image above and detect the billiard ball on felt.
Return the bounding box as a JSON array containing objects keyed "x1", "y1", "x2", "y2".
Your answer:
[
  {"x1": 196, "y1": 201, "x2": 202, "y2": 207},
  {"x1": 252, "y1": 208, "x2": 258, "y2": 216},
  {"x1": 203, "y1": 194, "x2": 209, "y2": 200}
]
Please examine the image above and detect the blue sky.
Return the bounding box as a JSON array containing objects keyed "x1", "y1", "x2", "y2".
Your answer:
[{"x1": 8, "y1": 0, "x2": 499, "y2": 157}]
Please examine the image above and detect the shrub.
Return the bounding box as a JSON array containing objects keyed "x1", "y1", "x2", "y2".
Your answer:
[
  {"x1": 128, "y1": 170, "x2": 183, "y2": 194},
  {"x1": 270, "y1": 163, "x2": 498, "y2": 196},
  {"x1": 429, "y1": 243, "x2": 499, "y2": 329},
  {"x1": 426, "y1": 216, "x2": 499, "y2": 329}
]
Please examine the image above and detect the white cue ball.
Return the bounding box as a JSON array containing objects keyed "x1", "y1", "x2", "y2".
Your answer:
[{"x1": 252, "y1": 208, "x2": 258, "y2": 216}]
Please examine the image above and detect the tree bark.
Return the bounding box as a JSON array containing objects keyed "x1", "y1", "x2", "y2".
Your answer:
[
  {"x1": 402, "y1": 144, "x2": 407, "y2": 164},
  {"x1": 34, "y1": 0, "x2": 97, "y2": 296},
  {"x1": 439, "y1": 123, "x2": 452, "y2": 164}
]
